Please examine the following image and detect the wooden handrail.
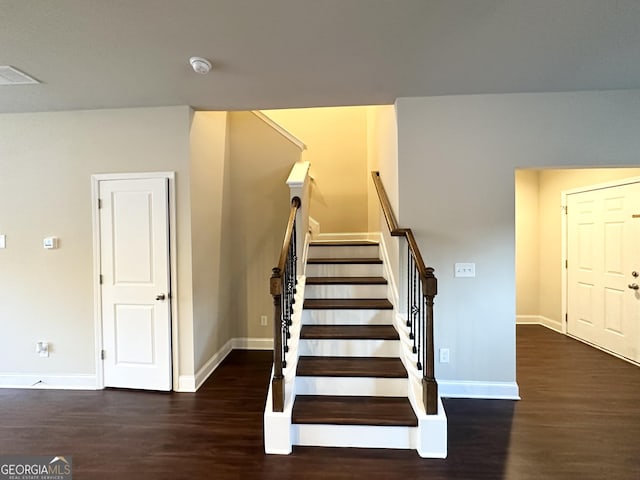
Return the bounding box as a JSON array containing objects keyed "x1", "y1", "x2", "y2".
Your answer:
[
  {"x1": 270, "y1": 196, "x2": 301, "y2": 413},
  {"x1": 371, "y1": 171, "x2": 438, "y2": 415},
  {"x1": 273, "y1": 196, "x2": 301, "y2": 289}
]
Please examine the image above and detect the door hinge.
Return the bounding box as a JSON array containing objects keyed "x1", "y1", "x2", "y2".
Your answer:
[
  {"x1": 562, "y1": 205, "x2": 567, "y2": 214},
  {"x1": 565, "y1": 313, "x2": 568, "y2": 323},
  {"x1": 100, "y1": 350, "x2": 105, "y2": 360},
  {"x1": 565, "y1": 259, "x2": 568, "y2": 269},
  {"x1": 98, "y1": 198, "x2": 102, "y2": 209},
  {"x1": 99, "y1": 274, "x2": 103, "y2": 284}
]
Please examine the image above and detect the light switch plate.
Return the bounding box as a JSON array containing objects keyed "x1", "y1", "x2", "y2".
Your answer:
[
  {"x1": 455, "y1": 262, "x2": 476, "y2": 277},
  {"x1": 0, "y1": 235, "x2": 5, "y2": 249}
]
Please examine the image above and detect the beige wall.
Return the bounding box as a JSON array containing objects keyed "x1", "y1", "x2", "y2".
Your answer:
[
  {"x1": 366, "y1": 105, "x2": 402, "y2": 304},
  {"x1": 537, "y1": 168, "x2": 640, "y2": 323},
  {"x1": 262, "y1": 107, "x2": 369, "y2": 233},
  {"x1": 397, "y1": 90, "x2": 640, "y2": 385},
  {"x1": 0, "y1": 106, "x2": 195, "y2": 379},
  {"x1": 515, "y1": 170, "x2": 540, "y2": 316},
  {"x1": 189, "y1": 111, "x2": 233, "y2": 373},
  {"x1": 227, "y1": 112, "x2": 303, "y2": 339}
]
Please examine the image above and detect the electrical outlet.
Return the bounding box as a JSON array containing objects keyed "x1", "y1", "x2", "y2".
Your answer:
[
  {"x1": 439, "y1": 348, "x2": 450, "y2": 364},
  {"x1": 260, "y1": 315, "x2": 268, "y2": 326},
  {"x1": 36, "y1": 341, "x2": 49, "y2": 358}
]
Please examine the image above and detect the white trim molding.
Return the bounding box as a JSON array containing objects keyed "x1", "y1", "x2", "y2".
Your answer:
[
  {"x1": 233, "y1": 337, "x2": 274, "y2": 350},
  {"x1": 252, "y1": 111, "x2": 306, "y2": 151},
  {"x1": 438, "y1": 380, "x2": 520, "y2": 400},
  {"x1": 0, "y1": 374, "x2": 98, "y2": 390},
  {"x1": 516, "y1": 315, "x2": 563, "y2": 333}
]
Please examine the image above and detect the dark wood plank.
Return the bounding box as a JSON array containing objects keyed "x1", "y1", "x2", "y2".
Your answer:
[
  {"x1": 0, "y1": 327, "x2": 638, "y2": 479},
  {"x1": 306, "y1": 276, "x2": 387, "y2": 285},
  {"x1": 292, "y1": 395, "x2": 417, "y2": 427},
  {"x1": 303, "y1": 298, "x2": 393, "y2": 310},
  {"x1": 307, "y1": 257, "x2": 382, "y2": 264},
  {"x1": 297, "y1": 356, "x2": 407, "y2": 378},
  {"x1": 300, "y1": 325, "x2": 399, "y2": 340}
]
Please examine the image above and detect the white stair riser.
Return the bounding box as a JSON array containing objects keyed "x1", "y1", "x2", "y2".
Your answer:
[
  {"x1": 303, "y1": 309, "x2": 393, "y2": 325},
  {"x1": 292, "y1": 424, "x2": 417, "y2": 450},
  {"x1": 305, "y1": 284, "x2": 387, "y2": 299},
  {"x1": 308, "y1": 245, "x2": 379, "y2": 259},
  {"x1": 306, "y1": 263, "x2": 383, "y2": 277},
  {"x1": 299, "y1": 339, "x2": 399, "y2": 357},
  {"x1": 296, "y1": 376, "x2": 407, "y2": 397}
]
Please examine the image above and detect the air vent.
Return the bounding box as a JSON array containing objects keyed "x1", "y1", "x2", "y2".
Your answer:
[{"x1": 0, "y1": 66, "x2": 40, "y2": 85}]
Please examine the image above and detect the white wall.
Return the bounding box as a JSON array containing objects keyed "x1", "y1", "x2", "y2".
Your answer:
[
  {"x1": 515, "y1": 170, "x2": 540, "y2": 317},
  {"x1": 396, "y1": 90, "x2": 640, "y2": 387},
  {"x1": 0, "y1": 106, "x2": 196, "y2": 382}
]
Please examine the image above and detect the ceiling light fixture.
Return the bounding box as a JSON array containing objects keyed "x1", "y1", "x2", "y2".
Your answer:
[{"x1": 189, "y1": 56, "x2": 212, "y2": 75}]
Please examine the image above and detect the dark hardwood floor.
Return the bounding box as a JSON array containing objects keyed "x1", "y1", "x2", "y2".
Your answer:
[{"x1": 1, "y1": 325, "x2": 639, "y2": 479}]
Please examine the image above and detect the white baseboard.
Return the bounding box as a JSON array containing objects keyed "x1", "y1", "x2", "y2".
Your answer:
[
  {"x1": 177, "y1": 375, "x2": 196, "y2": 392},
  {"x1": 0, "y1": 374, "x2": 98, "y2": 390},
  {"x1": 516, "y1": 315, "x2": 563, "y2": 333},
  {"x1": 193, "y1": 338, "x2": 234, "y2": 391},
  {"x1": 438, "y1": 380, "x2": 520, "y2": 400},
  {"x1": 0, "y1": 337, "x2": 271, "y2": 394},
  {"x1": 233, "y1": 337, "x2": 274, "y2": 350}
]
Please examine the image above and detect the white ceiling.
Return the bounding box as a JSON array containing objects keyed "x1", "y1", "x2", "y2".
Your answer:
[{"x1": 2, "y1": 0, "x2": 640, "y2": 113}]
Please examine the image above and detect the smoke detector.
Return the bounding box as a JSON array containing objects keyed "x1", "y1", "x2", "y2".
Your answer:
[
  {"x1": 0, "y1": 66, "x2": 40, "y2": 85},
  {"x1": 189, "y1": 57, "x2": 212, "y2": 75}
]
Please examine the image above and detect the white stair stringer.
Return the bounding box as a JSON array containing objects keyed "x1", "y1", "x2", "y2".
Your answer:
[
  {"x1": 264, "y1": 275, "x2": 306, "y2": 455},
  {"x1": 292, "y1": 424, "x2": 417, "y2": 450},
  {"x1": 395, "y1": 311, "x2": 448, "y2": 458}
]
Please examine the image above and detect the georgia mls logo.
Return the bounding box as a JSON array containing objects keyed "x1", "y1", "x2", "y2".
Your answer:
[{"x1": 0, "y1": 455, "x2": 72, "y2": 479}]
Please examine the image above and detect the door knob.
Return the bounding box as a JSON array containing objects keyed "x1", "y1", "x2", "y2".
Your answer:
[
  {"x1": 632, "y1": 271, "x2": 639, "y2": 278},
  {"x1": 155, "y1": 293, "x2": 166, "y2": 301},
  {"x1": 628, "y1": 283, "x2": 639, "y2": 290}
]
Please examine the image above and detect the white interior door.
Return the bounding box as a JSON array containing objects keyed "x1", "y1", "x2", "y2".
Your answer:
[
  {"x1": 99, "y1": 177, "x2": 172, "y2": 390},
  {"x1": 567, "y1": 181, "x2": 640, "y2": 363}
]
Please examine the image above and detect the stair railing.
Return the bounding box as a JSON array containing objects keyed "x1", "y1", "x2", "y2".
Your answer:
[
  {"x1": 371, "y1": 171, "x2": 438, "y2": 414},
  {"x1": 270, "y1": 196, "x2": 301, "y2": 412}
]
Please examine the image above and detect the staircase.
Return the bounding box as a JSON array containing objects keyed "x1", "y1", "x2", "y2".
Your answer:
[{"x1": 291, "y1": 240, "x2": 419, "y2": 450}]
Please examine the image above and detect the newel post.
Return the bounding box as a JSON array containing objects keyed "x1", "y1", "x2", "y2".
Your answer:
[
  {"x1": 270, "y1": 267, "x2": 284, "y2": 412},
  {"x1": 422, "y1": 267, "x2": 438, "y2": 415}
]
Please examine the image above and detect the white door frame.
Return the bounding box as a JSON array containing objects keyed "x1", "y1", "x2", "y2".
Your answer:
[
  {"x1": 561, "y1": 175, "x2": 640, "y2": 344},
  {"x1": 92, "y1": 172, "x2": 179, "y2": 390}
]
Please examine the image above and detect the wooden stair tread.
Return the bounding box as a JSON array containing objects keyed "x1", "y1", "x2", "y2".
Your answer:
[
  {"x1": 309, "y1": 241, "x2": 378, "y2": 247},
  {"x1": 292, "y1": 395, "x2": 417, "y2": 426},
  {"x1": 303, "y1": 298, "x2": 393, "y2": 309},
  {"x1": 306, "y1": 276, "x2": 387, "y2": 285},
  {"x1": 307, "y1": 257, "x2": 382, "y2": 264},
  {"x1": 297, "y1": 356, "x2": 407, "y2": 378},
  {"x1": 300, "y1": 325, "x2": 399, "y2": 340}
]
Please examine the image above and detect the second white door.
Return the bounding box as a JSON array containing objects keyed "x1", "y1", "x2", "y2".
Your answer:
[{"x1": 567, "y1": 181, "x2": 640, "y2": 363}]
